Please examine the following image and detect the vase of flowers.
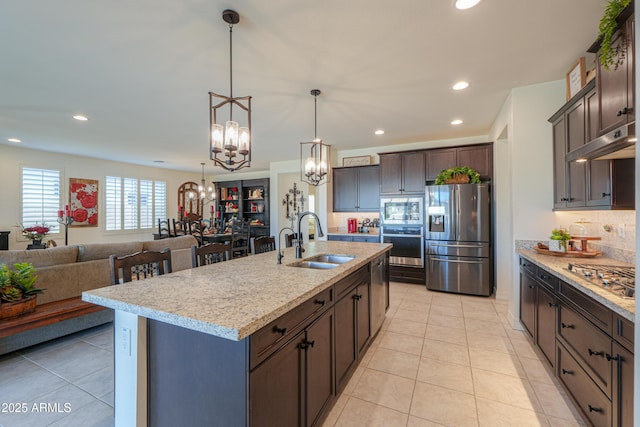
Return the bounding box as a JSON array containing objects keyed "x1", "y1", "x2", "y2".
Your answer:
[{"x1": 20, "y1": 223, "x2": 49, "y2": 249}]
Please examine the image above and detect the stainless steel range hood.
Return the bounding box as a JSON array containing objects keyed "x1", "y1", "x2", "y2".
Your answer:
[{"x1": 566, "y1": 122, "x2": 636, "y2": 162}]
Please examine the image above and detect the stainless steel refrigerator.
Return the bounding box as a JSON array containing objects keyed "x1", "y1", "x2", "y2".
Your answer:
[{"x1": 425, "y1": 184, "x2": 492, "y2": 296}]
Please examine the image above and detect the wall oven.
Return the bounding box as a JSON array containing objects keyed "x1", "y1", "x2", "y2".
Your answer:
[
  {"x1": 381, "y1": 225, "x2": 424, "y2": 267},
  {"x1": 380, "y1": 197, "x2": 423, "y2": 225}
]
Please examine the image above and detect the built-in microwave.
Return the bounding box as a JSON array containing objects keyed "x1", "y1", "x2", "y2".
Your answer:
[{"x1": 380, "y1": 197, "x2": 423, "y2": 225}]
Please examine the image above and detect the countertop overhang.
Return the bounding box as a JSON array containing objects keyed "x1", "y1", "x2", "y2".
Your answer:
[
  {"x1": 83, "y1": 241, "x2": 391, "y2": 341},
  {"x1": 517, "y1": 249, "x2": 634, "y2": 322}
]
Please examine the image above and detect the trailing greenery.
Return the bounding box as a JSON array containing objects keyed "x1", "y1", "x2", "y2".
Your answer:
[
  {"x1": 0, "y1": 263, "x2": 44, "y2": 303},
  {"x1": 434, "y1": 166, "x2": 481, "y2": 185},
  {"x1": 598, "y1": 0, "x2": 632, "y2": 70}
]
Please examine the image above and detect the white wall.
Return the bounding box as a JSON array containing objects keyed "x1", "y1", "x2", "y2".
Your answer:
[{"x1": 1, "y1": 144, "x2": 198, "y2": 248}]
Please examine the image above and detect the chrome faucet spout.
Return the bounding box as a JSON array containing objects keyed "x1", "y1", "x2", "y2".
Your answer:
[
  {"x1": 296, "y1": 211, "x2": 325, "y2": 259},
  {"x1": 277, "y1": 226, "x2": 295, "y2": 264}
]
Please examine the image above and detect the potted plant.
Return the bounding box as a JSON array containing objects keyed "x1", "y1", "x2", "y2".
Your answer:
[
  {"x1": 597, "y1": 0, "x2": 632, "y2": 70},
  {"x1": 549, "y1": 227, "x2": 572, "y2": 253},
  {"x1": 19, "y1": 223, "x2": 50, "y2": 249},
  {"x1": 434, "y1": 166, "x2": 481, "y2": 185},
  {"x1": 0, "y1": 262, "x2": 45, "y2": 319}
]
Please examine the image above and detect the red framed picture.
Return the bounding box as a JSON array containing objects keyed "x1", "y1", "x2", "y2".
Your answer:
[{"x1": 69, "y1": 178, "x2": 98, "y2": 227}]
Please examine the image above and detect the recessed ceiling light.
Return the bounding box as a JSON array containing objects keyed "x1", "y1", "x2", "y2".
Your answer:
[
  {"x1": 374, "y1": 129, "x2": 385, "y2": 135},
  {"x1": 8, "y1": 138, "x2": 21, "y2": 143},
  {"x1": 455, "y1": 0, "x2": 481, "y2": 10},
  {"x1": 452, "y1": 81, "x2": 469, "y2": 91},
  {"x1": 451, "y1": 119, "x2": 463, "y2": 125},
  {"x1": 73, "y1": 115, "x2": 88, "y2": 121}
]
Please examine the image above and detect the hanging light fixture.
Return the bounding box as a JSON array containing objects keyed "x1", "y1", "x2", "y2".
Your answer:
[
  {"x1": 300, "y1": 89, "x2": 331, "y2": 186},
  {"x1": 209, "y1": 9, "x2": 252, "y2": 172},
  {"x1": 198, "y1": 162, "x2": 216, "y2": 202}
]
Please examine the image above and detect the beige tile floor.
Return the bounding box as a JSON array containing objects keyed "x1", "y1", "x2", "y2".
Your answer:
[
  {"x1": 0, "y1": 281, "x2": 586, "y2": 427},
  {"x1": 322, "y1": 282, "x2": 587, "y2": 427}
]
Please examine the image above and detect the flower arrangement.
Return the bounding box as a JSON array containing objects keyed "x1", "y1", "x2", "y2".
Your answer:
[{"x1": 20, "y1": 223, "x2": 50, "y2": 241}]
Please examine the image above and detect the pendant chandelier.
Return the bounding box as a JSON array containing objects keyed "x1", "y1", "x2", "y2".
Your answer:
[
  {"x1": 209, "y1": 9, "x2": 252, "y2": 172},
  {"x1": 300, "y1": 89, "x2": 331, "y2": 186},
  {"x1": 198, "y1": 162, "x2": 216, "y2": 202}
]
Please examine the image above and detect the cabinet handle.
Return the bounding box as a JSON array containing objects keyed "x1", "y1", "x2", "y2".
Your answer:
[
  {"x1": 539, "y1": 275, "x2": 551, "y2": 280},
  {"x1": 548, "y1": 302, "x2": 558, "y2": 308},
  {"x1": 606, "y1": 353, "x2": 620, "y2": 362},
  {"x1": 561, "y1": 368, "x2": 573, "y2": 375},
  {"x1": 307, "y1": 340, "x2": 315, "y2": 348},
  {"x1": 561, "y1": 323, "x2": 574, "y2": 329},
  {"x1": 602, "y1": 192, "x2": 611, "y2": 197},
  {"x1": 314, "y1": 299, "x2": 325, "y2": 306},
  {"x1": 616, "y1": 107, "x2": 632, "y2": 116},
  {"x1": 528, "y1": 285, "x2": 535, "y2": 289},
  {"x1": 353, "y1": 294, "x2": 362, "y2": 301},
  {"x1": 588, "y1": 348, "x2": 603, "y2": 357},
  {"x1": 560, "y1": 197, "x2": 568, "y2": 202},
  {"x1": 588, "y1": 405, "x2": 603, "y2": 413},
  {"x1": 273, "y1": 326, "x2": 287, "y2": 336},
  {"x1": 298, "y1": 341, "x2": 309, "y2": 350}
]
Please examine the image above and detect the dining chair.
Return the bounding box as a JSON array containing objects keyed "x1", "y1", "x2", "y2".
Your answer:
[
  {"x1": 172, "y1": 218, "x2": 188, "y2": 237},
  {"x1": 191, "y1": 242, "x2": 231, "y2": 267},
  {"x1": 285, "y1": 233, "x2": 297, "y2": 248},
  {"x1": 230, "y1": 219, "x2": 251, "y2": 258},
  {"x1": 189, "y1": 219, "x2": 205, "y2": 246},
  {"x1": 109, "y1": 248, "x2": 172, "y2": 285},
  {"x1": 157, "y1": 218, "x2": 172, "y2": 239},
  {"x1": 253, "y1": 236, "x2": 276, "y2": 254}
]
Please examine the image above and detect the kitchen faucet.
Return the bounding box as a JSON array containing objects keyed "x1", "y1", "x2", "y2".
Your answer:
[
  {"x1": 296, "y1": 211, "x2": 325, "y2": 259},
  {"x1": 276, "y1": 226, "x2": 295, "y2": 264}
]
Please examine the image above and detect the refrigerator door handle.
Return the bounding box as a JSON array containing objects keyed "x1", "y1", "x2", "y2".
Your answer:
[
  {"x1": 430, "y1": 257, "x2": 485, "y2": 265},
  {"x1": 455, "y1": 185, "x2": 461, "y2": 241},
  {"x1": 430, "y1": 243, "x2": 484, "y2": 249}
]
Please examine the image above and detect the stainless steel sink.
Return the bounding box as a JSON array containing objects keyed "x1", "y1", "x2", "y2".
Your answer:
[
  {"x1": 290, "y1": 261, "x2": 339, "y2": 269},
  {"x1": 307, "y1": 254, "x2": 355, "y2": 264}
]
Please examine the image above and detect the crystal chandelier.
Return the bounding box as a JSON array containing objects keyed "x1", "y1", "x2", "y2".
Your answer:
[
  {"x1": 300, "y1": 89, "x2": 331, "y2": 186},
  {"x1": 209, "y1": 9, "x2": 252, "y2": 172}
]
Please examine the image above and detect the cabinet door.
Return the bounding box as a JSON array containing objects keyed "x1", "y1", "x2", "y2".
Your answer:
[
  {"x1": 401, "y1": 152, "x2": 426, "y2": 193},
  {"x1": 565, "y1": 100, "x2": 586, "y2": 208},
  {"x1": 519, "y1": 270, "x2": 536, "y2": 337},
  {"x1": 380, "y1": 154, "x2": 403, "y2": 194},
  {"x1": 552, "y1": 117, "x2": 568, "y2": 209},
  {"x1": 305, "y1": 309, "x2": 334, "y2": 427},
  {"x1": 334, "y1": 291, "x2": 357, "y2": 390},
  {"x1": 250, "y1": 331, "x2": 303, "y2": 427},
  {"x1": 426, "y1": 148, "x2": 457, "y2": 181},
  {"x1": 587, "y1": 160, "x2": 612, "y2": 207},
  {"x1": 536, "y1": 286, "x2": 557, "y2": 367},
  {"x1": 612, "y1": 342, "x2": 633, "y2": 427},
  {"x1": 457, "y1": 144, "x2": 493, "y2": 180},
  {"x1": 333, "y1": 168, "x2": 358, "y2": 212},
  {"x1": 597, "y1": 27, "x2": 631, "y2": 135},
  {"x1": 356, "y1": 282, "x2": 371, "y2": 355},
  {"x1": 357, "y1": 165, "x2": 380, "y2": 211}
]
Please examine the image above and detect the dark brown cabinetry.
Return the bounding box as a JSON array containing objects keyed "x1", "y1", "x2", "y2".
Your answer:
[
  {"x1": 519, "y1": 256, "x2": 634, "y2": 427},
  {"x1": 591, "y1": 9, "x2": 635, "y2": 136},
  {"x1": 327, "y1": 234, "x2": 379, "y2": 243},
  {"x1": 333, "y1": 165, "x2": 380, "y2": 212},
  {"x1": 334, "y1": 266, "x2": 371, "y2": 391},
  {"x1": 216, "y1": 178, "x2": 270, "y2": 236},
  {"x1": 425, "y1": 144, "x2": 493, "y2": 181},
  {"x1": 379, "y1": 151, "x2": 425, "y2": 194}
]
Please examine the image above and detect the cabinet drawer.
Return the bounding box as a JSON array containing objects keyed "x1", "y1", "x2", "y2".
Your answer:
[
  {"x1": 557, "y1": 342, "x2": 612, "y2": 427},
  {"x1": 613, "y1": 313, "x2": 634, "y2": 353},
  {"x1": 334, "y1": 265, "x2": 369, "y2": 299},
  {"x1": 519, "y1": 257, "x2": 537, "y2": 276},
  {"x1": 250, "y1": 287, "x2": 333, "y2": 368},
  {"x1": 536, "y1": 267, "x2": 556, "y2": 292},
  {"x1": 558, "y1": 303, "x2": 612, "y2": 397},
  {"x1": 558, "y1": 281, "x2": 613, "y2": 335}
]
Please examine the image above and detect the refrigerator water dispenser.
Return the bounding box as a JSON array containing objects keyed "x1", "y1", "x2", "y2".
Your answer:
[{"x1": 427, "y1": 206, "x2": 445, "y2": 232}]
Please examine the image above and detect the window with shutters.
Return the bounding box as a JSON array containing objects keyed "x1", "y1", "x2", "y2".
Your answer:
[
  {"x1": 21, "y1": 167, "x2": 61, "y2": 233},
  {"x1": 105, "y1": 176, "x2": 167, "y2": 231}
]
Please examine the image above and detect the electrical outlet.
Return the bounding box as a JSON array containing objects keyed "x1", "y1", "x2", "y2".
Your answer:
[
  {"x1": 120, "y1": 327, "x2": 131, "y2": 356},
  {"x1": 617, "y1": 224, "x2": 626, "y2": 238}
]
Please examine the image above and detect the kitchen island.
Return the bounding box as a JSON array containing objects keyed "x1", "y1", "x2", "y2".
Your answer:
[{"x1": 83, "y1": 241, "x2": 391, "y2": 427}]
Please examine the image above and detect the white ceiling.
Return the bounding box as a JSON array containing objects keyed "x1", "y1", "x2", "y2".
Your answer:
[{"x1": 1, "y1": 1, "x2": 605, "y2": 176}]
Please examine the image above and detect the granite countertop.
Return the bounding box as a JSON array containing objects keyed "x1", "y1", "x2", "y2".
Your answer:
[
  {"x1": 83, "y1": 241, "x2": 391, "y2": 341},
  {"x1": 517, "y1": 249, "x2": 634, "y2": 321}
]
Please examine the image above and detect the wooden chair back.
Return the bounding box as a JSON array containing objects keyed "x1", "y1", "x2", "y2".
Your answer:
[
  {"x1": 253, "y1": 236, "x2": 276, "y2": 254},
  {"x1": 285, "y1": 233, "x2": 296, "y2": 248},
  {"x1": 109, "y1": 248, "x2": 172, "y2": 285},
  {"x1": 172, "y1": 218, "x2": 188, "y2": 236},
  {"x1": 189, "y1": 219, "x2": 205, "y2": 246},
  {"x1": 230, "y1": 219, "x2": 251, "y2": 258},
  {"x1": 191, "y1": 242, "x2": 231, "y2": 267},
  {"x1": 158, "y1": 218, "x2": 172, "y2": 239}
]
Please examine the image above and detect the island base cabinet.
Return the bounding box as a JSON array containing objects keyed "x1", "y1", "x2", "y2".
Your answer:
[
  {"x1": 250, "y1": 308, "x2": 334, "y2": 427},
  {"x1": 536, "y1": 286, "x2": 557, "y2": 367},
  {"x1": 612, "y1": 342, "x2": 633, "y2": 427}
]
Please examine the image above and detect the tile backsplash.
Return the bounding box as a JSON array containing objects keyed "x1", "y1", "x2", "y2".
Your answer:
[
  {"x1": 554, "y1": 210, "x2": 635, "y2": 255},
  {"x1": 329, "y1": 212, "x2": 380, "y2": 232}
]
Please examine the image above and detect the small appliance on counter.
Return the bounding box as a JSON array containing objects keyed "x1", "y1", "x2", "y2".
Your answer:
[{"x1": 347, "y1": 218, "x2": 358, "y2": 233}]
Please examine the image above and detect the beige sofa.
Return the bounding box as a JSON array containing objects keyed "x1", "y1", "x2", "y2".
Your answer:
[{"x1": 0, "y1": 235, "x2": 198, "y2": 354}]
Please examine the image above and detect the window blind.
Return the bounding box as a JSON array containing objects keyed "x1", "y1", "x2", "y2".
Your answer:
[{"x1": 22, "y1": 167, "x2": 61, "y2": 233}]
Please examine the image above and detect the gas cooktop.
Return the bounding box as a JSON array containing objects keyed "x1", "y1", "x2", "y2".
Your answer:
[{"x1": 567, "y1": 263, "x2": 635, "y2": 299}]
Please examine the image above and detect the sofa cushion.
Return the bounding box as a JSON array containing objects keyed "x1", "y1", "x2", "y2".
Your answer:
[
  {"x1": 34, "y1": 263, "x2": 81, "y2": 305},
  {"x1": 77, "y1": 241, "x2": 144, "y2": 262},
  {"x1": 143, "y1": 235, "x2": 198, "y2": 252},
  {"x1": 0, "y1": 245, "x2": 78, "y2": 268}
]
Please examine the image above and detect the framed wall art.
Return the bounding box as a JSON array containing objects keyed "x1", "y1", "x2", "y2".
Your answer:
[
  {"x1": 69, "y1": 178, "x2": 98, "y2": 227},
  {"x1": 342, "y1": 155, "x2": 372, "y2": 167},
  {"x1": 566, "y1": 57, "x2": 586, "y2": 100}
]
